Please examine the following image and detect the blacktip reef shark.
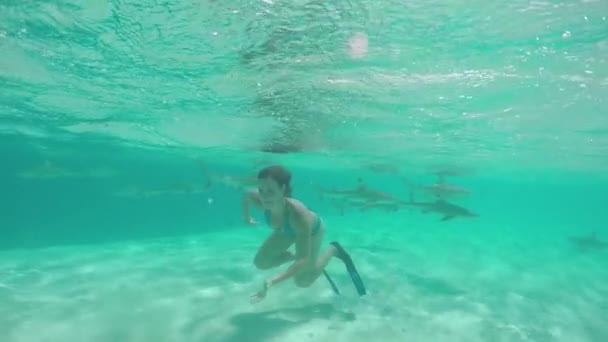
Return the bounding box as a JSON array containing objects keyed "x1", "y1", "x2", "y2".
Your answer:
[
  {"x1": 428, "y1": 164, "x2": 473, "y2": 177},
  {"x1": 18, "y1": 160, "x2": 118, "y2": 179},
  {"x1": 366, "y1": 163, "x2": 401, "y2": 175},
  {"x1": 568, "y1": 232, "x2": 607, "y2": 252},
  {"x1": 403, "y1": 178, "x2": 471, "y2": 199},
  {"x1": 313, "y1": 178, "x2": 401, "y2": 202},
  {"x1": 347, "y1": 197, "x2": 403, "y2": 213},
  {"x1": 313, "y1": 179, "x2": 403, "y2": 215},
  {"x1": 201, "y1": 166, "x2": 258, "y2": 191},
  {"x1": 327, "y1": 196, "x2": 403, "y2": 215},
  {"x1": 114, "y1": 183, "x2": 209, "y2": 199},
  {"x1": 312, "y1": 178, "x2": 405, "y2": 214},
  {"x1": 427, "y1": 164, "x2": 475, "y2": 184},
  {"x1": 401, "y1": 193, "x2": 479, "y2": 221},
  {"x1": 18, "y1": 161, "x2": 77, "y2": 179}
]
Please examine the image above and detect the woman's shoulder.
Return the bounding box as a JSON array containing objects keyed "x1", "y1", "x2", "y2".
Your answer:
[
  {"x1": 286, "y1": 198, "x2": 314, "y2": 222},
  {"x1": 286, "y1": 197, "x2": 307, "y2": 212}
]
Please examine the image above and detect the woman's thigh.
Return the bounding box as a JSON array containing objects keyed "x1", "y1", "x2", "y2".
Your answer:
[
  {"x1": 299, "y1": 227, "x2": 325, "y2": 273},
  {"x1": 255, "y1": 230, "x2": 294, "y2": 260}
]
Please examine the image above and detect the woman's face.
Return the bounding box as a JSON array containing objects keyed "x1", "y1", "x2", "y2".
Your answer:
[{"x1": 257, "y1": 177, "x2": 285, "y2": 209}]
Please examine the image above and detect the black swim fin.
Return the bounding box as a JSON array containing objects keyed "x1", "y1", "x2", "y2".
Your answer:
[
  {"x1": 323, "y1": 270, "x2": 340, "y2": 295},
  {"x1": 330, "y1": 242, "x2": 367, "y2": 296}
]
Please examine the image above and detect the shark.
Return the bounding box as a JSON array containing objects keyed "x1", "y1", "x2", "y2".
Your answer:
[
  {"x1": 18, "y1": 160, "x2": 118, "y2": 179},
  {"x1": 400, "y1": 193, "x2": 479, "y2": 221},
  {"x1": 18, "y1": 160, "x2": 77, "y2": 179},
  {"x1": 403, "y1": 178, "x2": 472, "y2": 199},
  {"x1": 204, "y1": 173, "x2": 258, "y2": 191},
  {"x1": 425, "y1": 164, "x2": 476, "y2": 186},
  {"x1": 350, "y1": 199, "x2": 402, "y2": 212},
  {"x1": 313, "y1": 179, "x2": 406, "y2": 214},
  {"x1": 568, "y1": 232, "x2": 607, "y2": 252},
  {"x1": 366, "y1": 163, "x2": 401, "y2": 175},
  {"x1": 114, "y1": 183, "x2": 209, "y2": 199},
  {"x1": 428, "y1": 164, "x2": 473, "y2": 178},
  {"x1": 202, "y1": 167, "x2": 258, "y2": 191},
  {"x1": 313, "y1": 178, "x2": 402, "y2": 203},
  {"x1": 329, "y1": 196, "x2": 403, "y2": 213}
]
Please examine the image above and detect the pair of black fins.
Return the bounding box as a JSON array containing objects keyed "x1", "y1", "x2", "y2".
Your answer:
[{"x1": 322, "y1": 241, "x2": 367, "y2": 296}]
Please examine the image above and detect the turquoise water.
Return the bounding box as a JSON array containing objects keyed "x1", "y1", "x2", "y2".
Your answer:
[{"x1": 2, "y1": 0, "x2": 608, "y2": 341}]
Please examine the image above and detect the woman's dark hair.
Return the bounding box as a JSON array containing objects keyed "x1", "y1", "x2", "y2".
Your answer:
[{"x1": 258, "y1": 165, "x2": 292, "y2": 197}]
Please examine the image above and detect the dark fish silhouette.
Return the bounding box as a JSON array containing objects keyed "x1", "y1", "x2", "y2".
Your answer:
[
  {"x1": 401, "y1": 193, "x2": 479, "y2": 221},
  {"x1": 403, "y1": 178, "x2": 471, "y2": 199},
  {"x1": 568, "y1": 232, "x2": 607, "y2": 252}
]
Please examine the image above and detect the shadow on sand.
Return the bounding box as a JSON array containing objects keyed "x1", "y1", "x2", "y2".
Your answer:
[
  {"x1": 222, "y1": 302, "x2": 356, "y2": 342},
  {"x1": 404, "y1": 272, "x2": 466, "y2": 297}
]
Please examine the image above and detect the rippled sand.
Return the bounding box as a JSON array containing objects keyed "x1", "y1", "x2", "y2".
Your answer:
[{"x1": 1, "y1": 213, "x2": 606, "y2": 342}]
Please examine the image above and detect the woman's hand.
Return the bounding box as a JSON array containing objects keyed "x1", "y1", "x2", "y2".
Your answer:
[{"x1": 250, "y1": 279, "x2": 273, "y2": 304}]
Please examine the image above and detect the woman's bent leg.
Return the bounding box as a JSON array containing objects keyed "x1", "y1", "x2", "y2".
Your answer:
[{"x1": 254, "y1": 231, "x2": 295, "y2": 270}]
